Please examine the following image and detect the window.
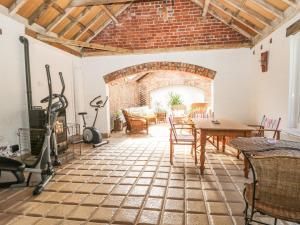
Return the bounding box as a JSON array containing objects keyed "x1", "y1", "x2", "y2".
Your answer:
[{"x1": 288, "y1": 32, "x2": 300, "y2": 131}]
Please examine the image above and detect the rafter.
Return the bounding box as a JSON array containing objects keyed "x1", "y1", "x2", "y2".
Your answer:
[
  {"x1": 223, "y1": 0, "x2": 272, "y2": 27},
  {"x1": 249, "y1": 0, "x2": 284, "y2": 19},
  {"x1": 73, "y1": 9, "x2": 104, "y2": 40},
  {"x1": 86, "y1": 3, "x2": 131, "y2": 42},
  {"x1": 46, "y1": 4, "x2": 73, "y2": 32},
  {"x1": 210, "y1": 0, "x2": 263, "y2": 35},
  {"x1": 37, "y1": 34, "x2": 132, "y2": 52},
  {"x1": 280, "y1": 0, "x2": 299, "y2": 8},
  {"x1": 190, "y1": 0, "x2": 254, "y2": 41},
  {"x1": 9, "y1": 0, "x2": 28, "y2": 15},
  {"x1": 202, "y1": 0, "x2": 211, "y2": 16},
  {"x1": 253, "y1": 5, "x2": 299, "y2": 44},
  {"x1": 69, "y1": 0, "x2": 134, "y2": 7},
  {"x1": 28, "y1": 0, "x2": 56, "y2": 25},
  {"x1": 101, "y1": 5, "x2": 119, "y2": 24},
  {"x1": 58, "y1": 7, "x2": 91, "y2": 37}
]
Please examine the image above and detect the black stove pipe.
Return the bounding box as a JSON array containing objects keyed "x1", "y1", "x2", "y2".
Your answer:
[{"x1": 19, "y1": 36, "x2": 32, "y2": 111}]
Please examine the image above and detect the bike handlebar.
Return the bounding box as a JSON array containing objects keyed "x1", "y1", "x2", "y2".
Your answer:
[{"x1": 90, "y1": 95, "x2": 108, "y2": 108}]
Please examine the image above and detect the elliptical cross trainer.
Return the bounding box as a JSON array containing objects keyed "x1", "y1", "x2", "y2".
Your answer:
[
  {"x1": 0, "y1": 65, "x2": 68, "y2": 195},
  {"x1": 78, "y1": 95, "x2": 109, "y2": 148}
]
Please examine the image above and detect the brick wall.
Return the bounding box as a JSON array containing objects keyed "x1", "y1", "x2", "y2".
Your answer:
[
  {"x1": 92, "y1": 0, "x2": 250, "y2": 50},
  {"x1": 108, "y1": 71, "x2": 213, "y2": 118}
]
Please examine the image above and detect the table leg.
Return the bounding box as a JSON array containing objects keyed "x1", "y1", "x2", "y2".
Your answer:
[
  {"x1": 216, "y1": 136, "x2": 219, "y2": 150},
  {"x1": 200, "y1": 131, "x2": 206, "y2": 175},
  {"x1": 243, "y1": 131, "x2": 251, "y2": 178},
  {"x1": 222, "y1": 136, "x2": 226, "y2": 152},
  {"x1": 244, "y1": 157, "x2": 249, "y2": 178}
]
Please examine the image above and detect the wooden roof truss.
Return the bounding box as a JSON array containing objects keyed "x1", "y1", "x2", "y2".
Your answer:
[{"x1": 0, "y1": 0, "x2": 299, "y2": 56}]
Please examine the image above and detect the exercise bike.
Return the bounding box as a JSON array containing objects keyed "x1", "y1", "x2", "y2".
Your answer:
[
  {"x1": 0, "y1": 65, "x2": 68, "y2": 195},
  {"x1": 78, "y1": 95, "x2": 109, "y2": 148}
]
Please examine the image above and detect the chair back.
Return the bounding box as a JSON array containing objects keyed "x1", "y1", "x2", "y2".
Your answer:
[
  {"x1": 171, "y1": 104, "x2": 186, "y2": 117},
  {"x1": 191, "y1": 103, "x2": 208, "y2": 111},
  {"x1": 259, "y1": 116, "x2": 281, "y2": 138},
  {"x1": 122, "y1": 109, "x2": 131, "y2": 131},
  {"x1": 249, "y1": 154, "x2": 300, "y2": 210},
  {"x1": 168, "y1": 116, "x2": 178, "y2": 142}
]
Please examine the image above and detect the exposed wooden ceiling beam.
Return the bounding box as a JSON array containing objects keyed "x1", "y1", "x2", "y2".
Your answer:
[
  {"x1": 210, "y1": 0, "x2": 263, "y2": 35},
  {"x1": 86, "y1": 3, "x2": 131, "y2": 42},
  {"x1": 190, "y1": 0, "x2": 254, "y2": 41},
  {"x1": 46, "y1": 4, "x2": 73, "y2": 31},
  {"x1": 58, "y1": 7, "x2": 91, "y2": 37},
  {"x1": 74, "y1": 9, "x2": 104, "y2": 40},
  {"x1": 101, "y1": 5, "x2": 119, "y2": 24},
  {"x1": 286, "y1": 18, "x2": 300, "y2": 36},
  {"x1": 253, "y1": 5, "x2": 299, "y2": 44},
  {"x1": 9, "y1": 0, "x2": 28, "y2": 15},
  {"x1": 69, "y1": 0, "x2": 134, "y2": 7},
  {"x1": 28, "y1": 0, "x2": 56, "y2": 25},
  {"x1": 37, "y1": 34, "x2": 132, "y2": 52},
  {"x1": 280, "y1": 0, "x2": 298, "y2": 8},
  {"x1": 202, "y1": 0, "x2": 211, "y2": 16},
  {"x1": 223, "y1": 0, "x2": 272, "y2": 27},
  {"x1": 249, "y1": 0, "x2": 284, "y2": 19},
  {"x1": 26, "y1": 28, "x2": 82, "y2": 56}
]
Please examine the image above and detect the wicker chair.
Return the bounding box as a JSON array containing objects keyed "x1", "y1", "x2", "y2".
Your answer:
[
  {"x1": 122, "y1": 109, "x2": 148, "y2": 134},
  {"x1": 244, "y1": 153, "x2": 300, "y2": 225},
  {"x1": 169, "y1": 116, "x2": 197, "y2": 165}
]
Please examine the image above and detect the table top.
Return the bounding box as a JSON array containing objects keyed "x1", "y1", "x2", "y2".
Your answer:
[
  {"x1": 192, "y1": 118, "x2": 255, "y2": 131},
  {"x1": 229, "y1": 137, "x2": 300, "y2": 153}
]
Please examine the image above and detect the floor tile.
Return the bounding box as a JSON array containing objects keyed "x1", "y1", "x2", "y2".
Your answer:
[
  {"x1": 113, "y1": 208, "x2": 139, "y2": 224},
  {"x1": 165, "y1": 199, "x2": 184, "y2": 212},
  {"x1": 144, "y1": 198, "x2": 163, "y2": 210},
  {"x1": 123, "y1": 197, "x2": 145, "y2": 208},
  {"x1": 186, "y1": 213, "x2": 209, "y2": 225},
  {"x1": 47, "y1": 204, "x2": 77, "y2": 218},
  {"x1": 162, "y1": 212, "x2": 184, "y2": 225},
  {"x1": 67, "y1": 206, "x2": 97, "y2": 221},
  {"x1": 90, "y1": 207, "x2": 117, "y2": 223},
  {"x1": 186, "y1": 201, "x2": 206, "y2": 213},
  {"x1": 102, "y1": 195, "x2": 125, "y2": 207},
  {"x1": 137, "y1": 210, "x2": 160, "y2": 225}
]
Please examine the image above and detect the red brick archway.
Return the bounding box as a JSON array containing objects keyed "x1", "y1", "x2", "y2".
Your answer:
[{"x1": 103, "y1": 61, "x2": 216, "y2": 83}]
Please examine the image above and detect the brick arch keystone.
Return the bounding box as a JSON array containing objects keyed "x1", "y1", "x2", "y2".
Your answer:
[{"x1": 103, "y1": 62, "x2": 216, "y2": 83}]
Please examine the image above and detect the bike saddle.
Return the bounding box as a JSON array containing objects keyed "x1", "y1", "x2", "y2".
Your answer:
[{"x1": 78, "y1": 112, "x2": 87, "y2": 115}]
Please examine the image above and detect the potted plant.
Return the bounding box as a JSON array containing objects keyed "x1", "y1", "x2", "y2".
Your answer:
[
  {"x1": 113, "y1": 111, "x2": 123, "y2": 131},
  {"x1": 168, "y1": 92, "x2": 183, "y2": 109}
]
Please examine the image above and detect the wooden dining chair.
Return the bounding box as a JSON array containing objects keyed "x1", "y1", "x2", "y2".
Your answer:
[
  {"x1": 169, "y1": 116, "x2": 197, "y2": 165},
  {"x1": 234, "y1": 116, "x2": 283, "y2": 158},
  {"x1": 248, "y1": 115, "x2": 281, "y2": 140}
]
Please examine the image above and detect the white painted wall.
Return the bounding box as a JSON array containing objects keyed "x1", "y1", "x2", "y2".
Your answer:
[
  {"x1": 82, "y1": 48, "x2": 256, "y2": 133},
  {"x1": 250, "y1": 12, "x2": 300, "y2": 130},
  {"x1": 0, "y1": 14, "x2": 78, "y2": 145}
]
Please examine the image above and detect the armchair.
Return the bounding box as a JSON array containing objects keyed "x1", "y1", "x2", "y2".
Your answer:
[
  {"x1": 122, "y1": 109, "x2": 148, "y2": 134},
  {"x1": 244, "y1": 152, "x2": 300, "y2": 225}
]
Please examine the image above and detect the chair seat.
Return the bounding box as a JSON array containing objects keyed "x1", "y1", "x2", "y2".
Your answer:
[
  {"x1": 245, "y1": 184, "x2": 300, "y2": 223},
  {"x1": 174, "y1": 134, "x2": 195, "y2": 143}
]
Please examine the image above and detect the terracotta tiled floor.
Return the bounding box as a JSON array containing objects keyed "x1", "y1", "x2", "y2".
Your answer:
[{"x1": 0, "y1": 125, "x2": 293, "y2": 225}]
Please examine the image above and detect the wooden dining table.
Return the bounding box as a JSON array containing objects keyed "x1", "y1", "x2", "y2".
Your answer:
[{"x1": 192, "y1": 119, "x2": 256, "y2": 175}]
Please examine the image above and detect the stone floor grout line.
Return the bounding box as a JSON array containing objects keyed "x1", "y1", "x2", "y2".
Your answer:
[{"x1": 132, "y1": 147, "x2": 164, "y2": 225}]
